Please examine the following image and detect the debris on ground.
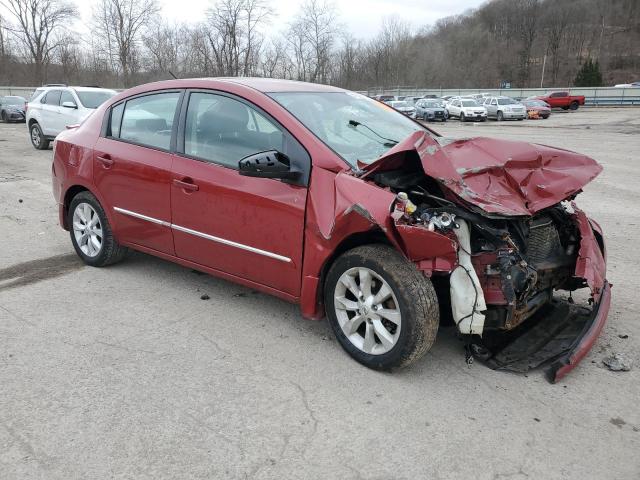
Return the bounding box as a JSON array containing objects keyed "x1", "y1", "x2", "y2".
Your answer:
[
  {"x1": 618, "y1": 334, "x2": 629, "y2": 339},
  {"x1": 602, "y1": 353, "x2": 633, "y2": 372},
  {"x1": 200, "y1": 294, "x2": 210, "y2": 300}
]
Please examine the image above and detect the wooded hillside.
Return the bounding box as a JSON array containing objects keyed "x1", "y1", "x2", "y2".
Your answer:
[{"x1": 0, "y1": 0, "x2": 638, "y2": 89}]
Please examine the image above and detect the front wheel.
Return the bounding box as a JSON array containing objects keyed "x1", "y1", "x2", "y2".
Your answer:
[
  {"x1": 324, "y1": 244, "x2": 439, "y2": 370},
  {"x1": 1, "y1": 111, "x2": 7, "y2": 123},
  {"x1": 68, "y1": 191, "x2": 128, "y2": 267},
  {"x1": 29, "y1": 123, "x2": 49, "y2": 150},
  {"x1": 459, "y1": 112, "x2": 466, "y2": 122},
  {"x1": 497, "y1": 111, "x2": 504, "y2": 121}
]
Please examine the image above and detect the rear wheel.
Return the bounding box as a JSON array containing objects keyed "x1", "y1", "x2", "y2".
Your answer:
[
  {"x1": 324, "y1": 244, "x2": 439, "y2": 370},
  {"x1": 569, "y1": 101, "x2": 579, "y2": 111},
  {"x1": 30, "y1": 123, "x2": 49, "y2": 150},
  {"x1": 68, "y1": 191, "x2": 128, "y2": 267}
]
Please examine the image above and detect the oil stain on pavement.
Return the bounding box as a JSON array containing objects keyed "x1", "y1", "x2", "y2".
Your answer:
[{"x1": 0, "y1": 253, "x2": 83, "y2": 292}]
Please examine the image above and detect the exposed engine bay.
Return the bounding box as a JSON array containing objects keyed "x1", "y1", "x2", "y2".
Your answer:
[
  {"x1": 364, "y1": 155, "x2": 608, "y2": 381},
  {"x1": 372, "y1": 166, "x2": 583, "y2": 330}
]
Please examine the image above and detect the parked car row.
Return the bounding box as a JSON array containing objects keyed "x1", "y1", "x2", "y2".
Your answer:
[{"x1": 371, "y1": 91, "x2": 588, "y2": 122}]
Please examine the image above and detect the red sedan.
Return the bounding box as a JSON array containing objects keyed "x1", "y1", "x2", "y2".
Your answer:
[
  {"x1": 522, "y1": 99, "x2": 552, "y2": 119},
  {"x1": 52, "y1": 78, "x2": 610, "y2": 380}
]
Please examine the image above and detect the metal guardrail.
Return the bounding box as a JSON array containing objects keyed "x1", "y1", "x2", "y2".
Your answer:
[
  {"x1": 360, "y1": 86, "x2": 640, "y2": 106},
  {"x1": 0, "y1": 86, "x2": 37, "y2": 99}
]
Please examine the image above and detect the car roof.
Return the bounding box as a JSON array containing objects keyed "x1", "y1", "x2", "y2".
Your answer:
[{"x1": 205, "y1": 77, "x2": 345, "y2": 93}]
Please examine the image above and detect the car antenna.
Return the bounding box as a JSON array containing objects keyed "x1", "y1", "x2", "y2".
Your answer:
[{"x1": 168, "y1": 71, "x2": 178, "y2": 79}]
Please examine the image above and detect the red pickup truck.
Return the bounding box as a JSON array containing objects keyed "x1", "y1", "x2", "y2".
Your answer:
[{"x1": 534, "y1": 91, "x2": 586, "y2": 110}]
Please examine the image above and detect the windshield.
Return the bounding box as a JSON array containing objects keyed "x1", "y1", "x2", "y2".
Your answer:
[
  {"x1": 461, "y1": 100, "x2": 479, "y2": 107},
  {"x1": 525, "y1": 100, "x2": 547, "y2": 107},
  {"x1": 424, "y1": 100, "x2": 443, "y2": 108},
  {"x1": 75, "y1": 90, "x2": 116, "y2": 109},
  {"x1": 3, "y1": 97, "x2": 25, "y2": 106},
  {"x1": 497, "y1": 98, "x2": 517, "y2": 105},
  {"x1": 269, "y1": 91, "x2": 426, "y2": 167}
]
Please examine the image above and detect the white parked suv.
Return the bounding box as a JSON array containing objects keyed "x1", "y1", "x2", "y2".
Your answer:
[
  {"x1": 26, "y1": 85, "x2": 117, "y2": 149},
  {"x1": 446, "y1": 98, "x2": 487, "y2": 122},
  {"x1": 483, "y1": 96, "x2": 526, "y2": 121}
]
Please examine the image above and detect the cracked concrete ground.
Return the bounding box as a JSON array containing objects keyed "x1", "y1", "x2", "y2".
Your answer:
[{"x1": 1, "y1": 107, "x2": 639, "y2": 479}]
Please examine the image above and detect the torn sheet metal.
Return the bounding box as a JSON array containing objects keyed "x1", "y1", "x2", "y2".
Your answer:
[
  {"x1": 573, "y1": 204, "x2": 607, "y2": 300},
  {"x1": 361, "y1": 131, "x2": 603, "y2": 217},
  {"x1": 450, "y1": 219, "x2": 486, "y2": 335}
]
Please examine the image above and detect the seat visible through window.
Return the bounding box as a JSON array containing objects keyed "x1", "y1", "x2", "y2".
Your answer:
[{"x1": 185, "y1": 93, "x2": 283, "y2": 168}]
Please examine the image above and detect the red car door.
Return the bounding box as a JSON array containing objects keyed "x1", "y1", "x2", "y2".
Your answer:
[
  {"x1": 93, "y1": 90, "x2": 182, "y2": 255},
  {"x1": 170, "y1": 91, "x2": 309, "y2": 296}
]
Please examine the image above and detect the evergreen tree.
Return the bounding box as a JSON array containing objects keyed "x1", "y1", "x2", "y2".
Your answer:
[{"x1": 574, "y1": 59, "x2": 603, "y2": 87}]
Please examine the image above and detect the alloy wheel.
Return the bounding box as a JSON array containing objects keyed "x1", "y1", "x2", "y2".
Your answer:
[
  {"x1": 72, "y1": 202, "x2": 103, "y2": 257},
  {"x1": 31, "y1": 126, "x2": 40, "y2": 146},
  {"x1": 334, "y1": 267, "x2": 401, "y2": 355}
]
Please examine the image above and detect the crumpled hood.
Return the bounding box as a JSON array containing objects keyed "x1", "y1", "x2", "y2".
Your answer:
[{"x1": 361, "y1": 131, "x2": 603, "y2": 216}]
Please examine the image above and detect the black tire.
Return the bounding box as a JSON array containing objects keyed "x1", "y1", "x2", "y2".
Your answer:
[
  {"x1": 542, "y1": 114, "x2": 550, "y2": 119},
  {"x1": 324, "y1": 244, "x2": 439, "y2": 371},
  {"x1": 30, "y1": 122, "x2": 49, "y2": 150},
  {"x1": 497, "y1": 111, "x2": 504, "y2": 121},
  {"x1": 442, "y1": 118, "x2": 447, "y2": 122},
  {"x1": 1, "y1": 111, "x2": 7, "y2": 123},
  {"x1": 68, "y1": 191, "x2": 128, "y2": 267},
  {"x1": 460, "y1": 112, "x2": 466, "y2": 122},
  {"x1": 569, "y1": 101, "x2": 579, "y2": 111},
  {"x1": 561, "y1": 106, "x2": 569, "y2": 111}
]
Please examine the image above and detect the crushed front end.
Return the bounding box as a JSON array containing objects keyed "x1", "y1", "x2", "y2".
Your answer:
[{"x1": 362, "y1": 131, "x2": 610, "y2": 381}]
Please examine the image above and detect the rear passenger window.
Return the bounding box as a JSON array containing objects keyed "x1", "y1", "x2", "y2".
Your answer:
[
  {"x1": 183, "y1": 92, "x2": 284, "y2": 169},
  {"x1": 44, "y1": 90, "x2": 61, "y2": 105},
  {"x1": 118, "y1": 92, "x2": 180, "y2": 150}
]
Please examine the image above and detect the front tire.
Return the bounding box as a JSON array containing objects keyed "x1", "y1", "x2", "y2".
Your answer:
[
  {"x1": 68, "y1": 191, "x2": 128, "y2": 267},
  {"x1": 1, "y1": 111, "x2": 7, "y2": 123},
  {"x1": 30, "y1": 122, "x2": 49, "y2": 150},
  {"x1": 324, "y1": 244, "x2": 439, "y2": 371},
  {"x1": 497, "y1": 111, "x2": 504, "y2": 121},
  {"x1": 459, "y1": 112, "x2": 466, "y2": 122}
]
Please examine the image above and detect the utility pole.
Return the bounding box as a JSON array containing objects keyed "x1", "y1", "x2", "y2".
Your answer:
[{"x1": 540, "y1": 54, "x2": 547, "y2": 88}]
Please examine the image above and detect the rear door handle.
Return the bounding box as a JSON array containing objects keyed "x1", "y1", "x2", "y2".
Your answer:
[
  {"x1": 96, "y1": 154, "x2": 114, "y2": 168},
  {"x1": 173, "y1": 178, "x2": 199, "y2": 192}
]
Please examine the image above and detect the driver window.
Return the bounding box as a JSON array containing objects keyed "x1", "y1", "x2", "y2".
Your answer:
[
  {"x1": 184, "y1": 92, "x2": 284, "y2": 169},
  {"x1": 491, "y1": 99, "x2": 497, "y2": 105}
]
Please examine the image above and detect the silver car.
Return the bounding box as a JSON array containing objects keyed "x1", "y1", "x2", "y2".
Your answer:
[{"x1": 483, "y1": 96, "x2": 526, "y2": 121}]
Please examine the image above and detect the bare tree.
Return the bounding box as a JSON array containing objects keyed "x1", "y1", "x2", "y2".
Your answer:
[
  {"x1": 92, "y1": 0, "x2": 160, "y2": 87},
  {"x1": 204, "y1": 0, "x2": 272, "y2": 77},
  {"x1": 0, "y1": 0, "x2": 77, "y2": 84},
  {"x1": 292, "y1": 0, "x2": 339, "y2": 83}
]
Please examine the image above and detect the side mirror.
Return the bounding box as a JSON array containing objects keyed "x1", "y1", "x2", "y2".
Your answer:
[
  {"x1": 62, "y1": 101, "x2": 77, "y2": 109},
  {"x1": 238, "y1": 150, "x2": 299, "y2": 180}
]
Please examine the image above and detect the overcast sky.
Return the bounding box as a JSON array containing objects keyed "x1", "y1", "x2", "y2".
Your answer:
[{"x1": 71, "y1": 0, "x2": 488, "y2": 38}]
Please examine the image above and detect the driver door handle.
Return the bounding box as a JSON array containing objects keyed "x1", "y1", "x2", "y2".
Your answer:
[
  {"x1": 96, "y1": 154, "x2": 114, "y2": 167},
  {"x1": 173, "y1": 178, "x2": 199, "y2": 192}
]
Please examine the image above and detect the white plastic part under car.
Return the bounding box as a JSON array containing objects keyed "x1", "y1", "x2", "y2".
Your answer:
[{"x1": 450, "y1": 219, "x2": 487, "y2": 335}]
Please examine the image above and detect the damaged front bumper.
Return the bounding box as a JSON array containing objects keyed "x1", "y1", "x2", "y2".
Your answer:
[
  {"x1": 471, "y1": 207, "x2": 610, "y2": 382},
  {"x1": 474, "y1": 281, "x2": 611, "y2": 382}
]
